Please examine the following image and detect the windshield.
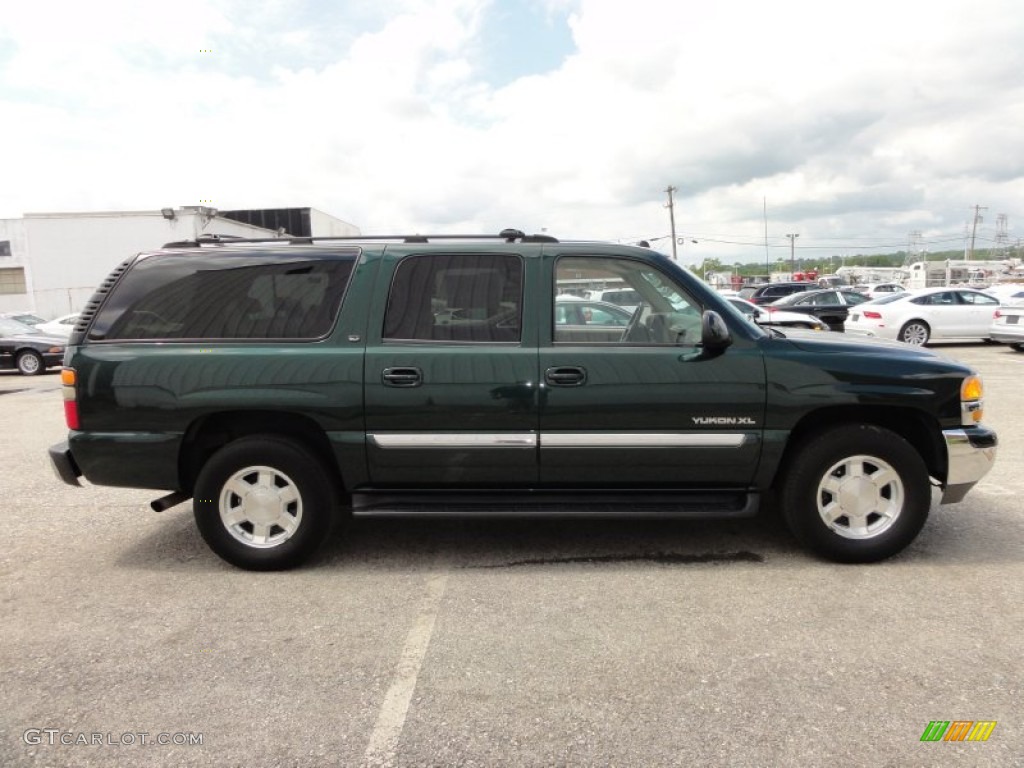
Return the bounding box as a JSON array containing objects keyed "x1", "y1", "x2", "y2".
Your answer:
[{"x1": 0, "y1": 317, "x2": 41, "y2": 335}]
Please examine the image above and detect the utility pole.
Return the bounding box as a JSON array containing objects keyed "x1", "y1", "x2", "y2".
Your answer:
[
  {"x1": 763, "y1": 198, "x2": 770, "y2": 279},
  {"x1": 665, "y1": 186, "x2": 678, "y2": 261},
  {"x1": 995, "y1": 214, "x2": 1009, "y2": 256},
  {"x1": 786, "y1": 233, "x2": 799, "y2": 275},
  {"x1": 967, "y1": 205, "x2": 987, "y2": 260}
]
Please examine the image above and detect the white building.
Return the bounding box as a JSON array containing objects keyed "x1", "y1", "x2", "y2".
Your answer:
[{"x1": 0, "y1": 206, "x2": 360, "y2": 319}]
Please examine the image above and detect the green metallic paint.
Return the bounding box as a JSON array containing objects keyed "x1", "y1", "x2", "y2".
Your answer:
[{"x1": 60, "y1": 238, "x2": 988, "y2": 501}]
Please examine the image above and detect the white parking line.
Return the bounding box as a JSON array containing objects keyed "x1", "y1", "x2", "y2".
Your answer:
[{"x1": 363, "y1": 571, "x2": 449, "y2": 767}]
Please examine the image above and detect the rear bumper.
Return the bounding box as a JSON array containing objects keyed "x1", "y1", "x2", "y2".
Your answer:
[
  {"x1": 48, "y1": 441, "x2": 82, "y2": 486},
  {"x1": 990, "y1": 329, "x2": 1024, "y2": 344},
  {"x1": 940, "y1": 426, "x2": 998, "y2": 503}
]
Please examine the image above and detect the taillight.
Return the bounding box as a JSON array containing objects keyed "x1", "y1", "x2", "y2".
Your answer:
[
  {"x1": 994, "y1": 310, "x2": 1002, "y2": 319},
  {"x1": 61, "y1": 368, "x2": 79, "y2": 429},
  {"x1": 863, "y1": 311, "x2": 882, "y2": 319}
]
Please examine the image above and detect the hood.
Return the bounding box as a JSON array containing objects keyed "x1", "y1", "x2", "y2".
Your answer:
[{"x1": 769, "y1": 329, "x2": 947, "y2": 360}]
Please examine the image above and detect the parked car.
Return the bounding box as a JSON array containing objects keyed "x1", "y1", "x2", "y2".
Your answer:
[
  {"x1": 33, "y1": 313, "x2": 80, "y2": 337},
  {"x1": 0, "y1": 317, "x2": 67, "y2": 375},
  {"x1": 852, "y1": 283, "x2": 906, "y2": 299},
  {"x1": 49, "y1": 230, "x2": 996, "y2": 569},
  {"x1": 990, "y1": 304, "x2": 1024, "y2": 351},
  {"x1": 726, "y1": 297, "x2": 829, "y2": 331},
  {"x1": 845, "y1": 287, "x2": 1000, "y2": 345},
  {"x1": 584, "y1": 288, "x2": 641, "y2": 312},
  {"x1": 737, "y1": 282, "x2": 819, "y2": 305},
  {"x1": 0, "y1": 311, "x2": 47, "y2": 327},
  {"x1": 767, "y1": 288, "x2": 872, "y2": 331},
  {"x1": 554, "y1": 299, "x2": 633, "y2": 342},
  {"x1": 982, "y1": 284, "x2": 1024, "y2": 305}
]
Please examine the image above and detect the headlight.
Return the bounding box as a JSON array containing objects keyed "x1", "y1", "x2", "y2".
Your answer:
[{"x1": 961, "y1": 375, "x2": 984, "y2": 425}]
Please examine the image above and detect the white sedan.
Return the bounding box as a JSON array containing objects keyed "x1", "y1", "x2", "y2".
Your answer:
[
  {"x1": 34, "y1": 313, "x2": 80, "y2": 337},
  {"x1": 845, "y1": 287, "x2": 1000, "y2": 345},
  {"x1": 989, "y1": 291, "x2": 1024, "y2": 351}
]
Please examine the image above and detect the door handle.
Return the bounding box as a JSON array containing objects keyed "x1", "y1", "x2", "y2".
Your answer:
[
  {"x1": 382, "y1": 367, "x2": 422, "y2": 387},
  {"x1": 545, "y1": 366, "x2": 587, "y2": 386}
]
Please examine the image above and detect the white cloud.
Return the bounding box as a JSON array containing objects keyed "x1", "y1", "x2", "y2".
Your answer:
[{"x1": 1, "y1": 0, "x2": 1022, "y2": 263}]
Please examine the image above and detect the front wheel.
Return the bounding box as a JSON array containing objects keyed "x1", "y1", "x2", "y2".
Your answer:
[
  {"x1": 1010, "y1": 343, "x2": 1024, "y2": 352},
  {"x1": 899, "y1": 320, "x2": 930, "y2": 345},
  {"x1": 781, "y1": 424, "x2": 930, "y2": 563},
  {"x1": 193, "y1": 435, "x2": 338, "y2": 570},
  {"x1": 16, "y1": 349, "x2": 45, "y2": 375}
]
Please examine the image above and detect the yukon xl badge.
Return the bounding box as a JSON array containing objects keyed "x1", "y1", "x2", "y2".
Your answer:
[{"x1": 692, "y1": 416, "x2": 756, "y2": 426}]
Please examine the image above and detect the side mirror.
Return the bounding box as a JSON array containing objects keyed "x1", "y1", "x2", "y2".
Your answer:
[{"x1": 701, "y1": 310, "x2": 733, "y2": 352}]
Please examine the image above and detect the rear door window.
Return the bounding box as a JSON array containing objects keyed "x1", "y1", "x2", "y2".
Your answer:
[{"x1": 383, "y1": 253, "x2": 523, "y2": 343}]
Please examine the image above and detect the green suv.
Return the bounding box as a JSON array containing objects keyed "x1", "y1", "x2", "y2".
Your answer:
[{"x1": 49, "y1": 230, "x2": 997, "y2": 569}]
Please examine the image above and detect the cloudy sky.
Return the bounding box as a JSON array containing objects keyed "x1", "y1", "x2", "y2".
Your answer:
[{"x1": 2, "y1": 0, "x2": 1022, "y2": 267}]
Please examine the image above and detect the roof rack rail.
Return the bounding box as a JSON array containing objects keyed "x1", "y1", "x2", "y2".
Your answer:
[{"x1": 161, "y1": 228, "x2": 559, "y2": 249}]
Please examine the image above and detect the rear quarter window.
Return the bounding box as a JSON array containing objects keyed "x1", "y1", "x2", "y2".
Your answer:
[{"x1": 89, "y1": 251, "x2": 356, "y2": 341}]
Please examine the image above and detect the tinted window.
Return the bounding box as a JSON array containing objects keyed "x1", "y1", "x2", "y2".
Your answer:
[
  {"x1": 383, "y1": 253, "x2": 523, "y2": 343},
  {"x1": 91, "y1": 251, "x2": 355, "y2": 340},
  {"x1": 958, "y1": 291, "x2": 998, "y2": 305},
  {"x1": 911, "y1": 292, "x2": 956, "y2": 306}
]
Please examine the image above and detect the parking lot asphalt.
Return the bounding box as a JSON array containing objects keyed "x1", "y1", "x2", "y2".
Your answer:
[{"x1": 1, "y1": 344, "x2": 1021, "y2": 767}]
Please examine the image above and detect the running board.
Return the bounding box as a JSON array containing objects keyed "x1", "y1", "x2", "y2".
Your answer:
[{"x1": 350, "y1": 491, "x2": 759, "y2": 518}]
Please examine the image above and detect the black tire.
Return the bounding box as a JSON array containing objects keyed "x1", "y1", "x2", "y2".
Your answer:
[
  {"x1": 16, "y1": 349, "x2": 45, "y2": 376},
  {"x1": 899, "y1": 320, "x2": 930, "y2": 345},
  {"x1": 780, "y1": 424, "x2": 930, "y2": 563},
  {"x1": 1010, "y1": 343, "x2": 1024, "y2": 352},
  {"x1": 193, "y1": 434, "x2": 338, "y2": 570}
]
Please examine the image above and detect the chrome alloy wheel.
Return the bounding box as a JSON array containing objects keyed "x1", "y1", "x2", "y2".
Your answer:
[
  {"x1": 900, "y1": 323, "x2": 929, "y2": 345},
  {"x1": 816, "y1": 454, "x2": 904, "y2": 540},
  {"x1": 18, "y1": 352, "x2": 42, "y2": 374},
  {"x1": 218, "y1": 465, "x2": 303, "y2": 548}
]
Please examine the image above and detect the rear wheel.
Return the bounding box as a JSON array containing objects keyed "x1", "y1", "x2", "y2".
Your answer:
[
  {"x1": 781, "y1": 424, "x2": 930, "y2": 563},
  {"x1": 1010, "y1": 343, "x2": 1024, "y2": 352},
  {"x1": 193, "y1": 435, "x2": 338, "y2": 570},
  {"x1": 899, "y1": 320, "x2": 930, "y2": 345},
  {"x1": 16, "y1": 350, "x2": 44, "y2": 376}
]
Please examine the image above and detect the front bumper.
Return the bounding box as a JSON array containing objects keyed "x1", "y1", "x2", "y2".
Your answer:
[
  {"x1": 48, "y1": 441, "x2": 82, "y2": 487},
  {"x1": 941, "y1": 426, "x2": 998, "y2": 503}
]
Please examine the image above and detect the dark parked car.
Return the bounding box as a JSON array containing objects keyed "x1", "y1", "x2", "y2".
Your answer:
[
  {"x1": 768, "y1": 288, "x2": 872, "y2": 331},
  {"x1": 0, "y1": 317, "x2": 66, "y2": 375},
  {"x1": 738, "y1": 282, "x2": 820, "y2": 305}
]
